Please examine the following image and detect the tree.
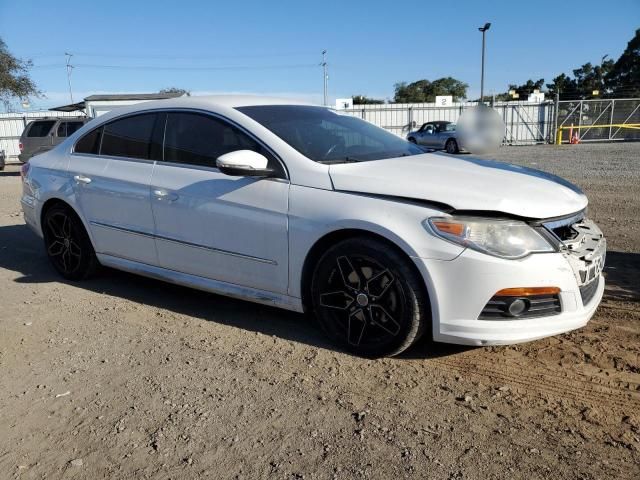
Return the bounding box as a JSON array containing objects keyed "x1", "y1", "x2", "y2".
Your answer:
[
  {"x1": 546, "y1": 73, "x2": 577, "y2": 98},
  {"x1": 159, "y1": 87, "x2": 190, "y2": 96},
  {"x1": 0, "y1": 37, "x2": 40, "y2": 109},
  {"x1": 428, "y1": 77, "x2": 468, "y2": 101},
  {"x1": 352, "y1": 95, "x2": 384, "y2": 105},
  {"x1": 484, "y1": 78, "x2": 546, "y2": 102},
  {"x1": 393, "y1": 77, "x2": 468, "y2": 103},
  {"x1": 606, "y1": 28, "x2": 640, "y2": 97},
  {"x1": 393, "y1": 80, "x2": 431, "y2": 103},
  {"x1": 572, "y1": 60, "x2": 614, "y2": 97}
]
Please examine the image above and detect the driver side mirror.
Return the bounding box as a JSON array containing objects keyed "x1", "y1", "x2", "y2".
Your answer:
[{"x1": 216, "y1": 150, "x2": 274, "y2": 177}]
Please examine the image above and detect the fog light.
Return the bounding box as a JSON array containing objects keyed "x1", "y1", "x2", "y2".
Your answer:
[{"x1": 506, "y1": 298, "x2": 528, "y2": 317}]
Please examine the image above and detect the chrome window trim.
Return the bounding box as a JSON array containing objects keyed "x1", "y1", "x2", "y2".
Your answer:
[
  {"x1": 89, "y1": 221, "x2": 277, "y2": 265},
  {"x1": 71, "y1": 152, "x2": 156, "y2": 165},
  {"x1": 71, "y1": 107, "x2": 289, "y2": 180}
]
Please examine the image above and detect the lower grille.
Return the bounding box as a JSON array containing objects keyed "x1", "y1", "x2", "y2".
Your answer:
[
  {"x1": 579, "y1": 277, "x2": 600, "y2": 306},
  {"x1": 479, "y1": 294, "x2": 562, "y2": 320}
]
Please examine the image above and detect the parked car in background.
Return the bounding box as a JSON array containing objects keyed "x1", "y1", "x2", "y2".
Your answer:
[
  {"x1": 0, "y1": 149, "x2": 6, "y2": 171},
  {"x1": 18, "y1": 117, "x2": 89, "y2": 163},
  {"x1": 21, "y1": 96, "x2": 605, "y2": 358},
  {"x1": 407, "y1": 121, "x2": 461, "y2": 154}
]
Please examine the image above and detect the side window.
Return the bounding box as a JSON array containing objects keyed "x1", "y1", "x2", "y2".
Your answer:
[
  {"x1": 100, "y1": 113, "x2": 159, "y2": 160},
  {"x1": 75, "y1": 127, "x2": 103, "y2": 154},
  {"x1": 164, "y1": 112, "x2": 274, "y2": 168},
  {"x1": 27, "y1": 120, "x2": 56, "y2": 137},
  {"x1": 56, "y1": 122, "x2": 67, "y2": 137}
]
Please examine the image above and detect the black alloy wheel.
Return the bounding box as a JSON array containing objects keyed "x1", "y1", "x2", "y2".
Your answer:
[
  {"x1": 445, "y1": 138, "x2": 459, "y2": 154},
  {"x1": 311, "y1": 237, "x2": 428, "y2": 357},
  {"x1": 43, "y1": 204, "x2": 98, "y2": 280}
]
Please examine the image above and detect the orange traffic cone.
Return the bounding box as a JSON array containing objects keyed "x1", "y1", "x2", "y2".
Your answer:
[{"x1": 570, "y1": 131, "x2": 580, "y2": 144}]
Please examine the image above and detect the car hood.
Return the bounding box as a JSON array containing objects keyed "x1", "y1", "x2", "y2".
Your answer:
[{"x1": 328, "y1": 153, "x2": 587, "y2": 219}]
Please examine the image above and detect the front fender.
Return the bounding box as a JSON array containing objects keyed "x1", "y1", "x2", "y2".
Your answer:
[{"x1": 287, "y1": 185, "x2": 464, "y2": 298}]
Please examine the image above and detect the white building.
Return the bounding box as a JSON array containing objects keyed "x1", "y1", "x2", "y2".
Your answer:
[{"x1": 50, "y1": 92, "x2": 184, "y2": 117}]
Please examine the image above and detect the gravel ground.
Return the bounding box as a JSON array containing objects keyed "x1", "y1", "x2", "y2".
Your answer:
[{"x1": 0, "y1": 143, "x2": 639, "y2": 479}]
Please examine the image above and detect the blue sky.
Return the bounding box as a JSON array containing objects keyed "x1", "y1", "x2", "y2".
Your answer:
[{"x1": 1, "y1": 0, "x2": 638, "y2": 110}]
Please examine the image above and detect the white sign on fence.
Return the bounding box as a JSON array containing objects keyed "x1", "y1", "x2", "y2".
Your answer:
[{"x1": 435, "y1": 95, "x2": 453, "y2": 107}]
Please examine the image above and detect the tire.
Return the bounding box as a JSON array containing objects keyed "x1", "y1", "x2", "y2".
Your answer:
[
  {"x1": 445, "y1": 138, "x2": 459, "y2": 154},
  {"x1": 42, "y1": 204, "x2": 99, "y2": 280},
  {"x1": 408, "y1": 137, "x2": 417, "y2": 144},
  {"x1": 310, "y1": 237, "x2": 429, "y2": 358}
]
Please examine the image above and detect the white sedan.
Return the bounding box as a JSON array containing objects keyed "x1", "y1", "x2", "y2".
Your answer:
[{"x1": 20, "y1": 96, "x2": 606, "y2": 357}]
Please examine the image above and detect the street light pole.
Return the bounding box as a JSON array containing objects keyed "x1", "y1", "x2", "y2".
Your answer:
[
  {"x1": 321, "y1": 50, "x2": 328, "y2": 106},
  {"x1": 65, "y1": 52, "x2": 74, "y2": 104},
  {"x1": 478, "y1": 23, "x2": 491, "y2": 104}
]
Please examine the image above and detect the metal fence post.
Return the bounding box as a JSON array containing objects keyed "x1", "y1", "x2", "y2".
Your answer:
[
  {"x1": 578, "y1": 101, "x2": 583, "y2": 133},
  {"x1": 609, "y1": 99, "x2": 615, "y2": 141},
  {"x1": 553, "y1": 93, "x2": 559, "y2": 144}
]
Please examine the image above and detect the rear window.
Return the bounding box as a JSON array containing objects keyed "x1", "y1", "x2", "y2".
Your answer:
[
  {"x1": 57, "y1": 121, "x2": 84, "y2": 137},
  {"x1": 27, "y1": 120, "x2": 56, "y2": 137}
]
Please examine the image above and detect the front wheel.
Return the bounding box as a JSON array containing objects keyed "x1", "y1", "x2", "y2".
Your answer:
[{"x1": 310, "y1": 237, "x2": 429, "y2": 357}]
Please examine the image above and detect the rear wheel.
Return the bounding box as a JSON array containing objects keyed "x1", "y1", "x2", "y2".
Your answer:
[
  {"x1": 42, "y1": 204, "x2": 99, "y2": 280},
  {"x1": 310, "y1": 237, "x2": 429, "y2": 357},
  {"x1": 445, "y1": 138, "x2": 459, "y2": 154}
]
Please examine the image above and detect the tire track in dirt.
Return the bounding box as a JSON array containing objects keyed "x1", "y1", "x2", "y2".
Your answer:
[{"x1": 431, "y1": 356, "x2": 640, "y2": 410}]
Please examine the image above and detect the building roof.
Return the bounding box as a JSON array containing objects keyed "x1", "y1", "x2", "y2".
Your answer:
[
  {"x1": 83, "y1": 93, "x2": 183, "y2": 101},
  {"x1": 49, "y1": 92, "x2": 184, "y2": 112}
]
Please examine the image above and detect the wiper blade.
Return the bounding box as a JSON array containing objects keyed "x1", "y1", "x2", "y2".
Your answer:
[{"x1": 318, "y1": 156, "x2": 360, "y2": 164}]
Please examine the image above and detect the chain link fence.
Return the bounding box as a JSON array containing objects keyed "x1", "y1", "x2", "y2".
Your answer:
[
  {"x1": 343, "y1": 98, "x2": 640, "y2": 145},
  {"x1": 556, "y1": 99, "x2": 640, "y2": 143}
]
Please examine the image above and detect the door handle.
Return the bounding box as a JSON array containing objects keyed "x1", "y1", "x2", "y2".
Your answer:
[
  {"x1": 153, "y1": 189, "x2": 179, "y2": 202},
  {"x1": 73, "y1": 175, "x2": 92, "y2": 185}
]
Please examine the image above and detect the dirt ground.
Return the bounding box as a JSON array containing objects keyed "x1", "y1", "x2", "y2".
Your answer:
[{"x1": 1, "y1": 143, "x2": 638, "y2": 480}]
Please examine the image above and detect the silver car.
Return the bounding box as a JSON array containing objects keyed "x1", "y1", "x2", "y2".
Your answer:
[
  {"x1": 19, "y1": 117, "x2": 89, "y2": 163},
  {"x1": 407, "y1": 121, "x2": 460, "y2": 154}
]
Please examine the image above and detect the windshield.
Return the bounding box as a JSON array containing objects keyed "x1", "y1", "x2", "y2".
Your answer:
[{"x1": 236, "y1": 105, "x2": 424, "y2": 163}]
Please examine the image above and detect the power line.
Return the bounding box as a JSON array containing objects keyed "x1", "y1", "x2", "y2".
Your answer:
[
  {"x1": 32, "y1": 62, "x2": 319, "y2": 71},
  {"x1": 25, "y1": 50, "x2": 319, "y2": 61}
]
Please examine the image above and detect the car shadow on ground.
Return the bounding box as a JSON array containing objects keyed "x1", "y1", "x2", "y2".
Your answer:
[
  {"x1": 0, "y1": 222, "x2": 467, "y2": 359},
  {"x1": 603, "y1": 251, "x2": 640, "y2": 303},
  {"x1": 0, "y1": 171, "x2": 20, "y2": 177}
]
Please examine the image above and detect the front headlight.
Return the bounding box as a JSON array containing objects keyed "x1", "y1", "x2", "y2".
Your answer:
[{"x1": 425, "y1": 216, "x2": 555, "y2": 259}]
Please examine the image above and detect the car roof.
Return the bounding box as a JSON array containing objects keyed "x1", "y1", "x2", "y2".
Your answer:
[
  {"x1": 134, "y1": 95, "x2": 313, "y2": 110},
  {"x1": 86, "y1": 95, "x2": 317, "y2": 125}
]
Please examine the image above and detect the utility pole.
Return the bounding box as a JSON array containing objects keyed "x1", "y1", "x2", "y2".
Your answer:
[
  {"x1": 321, "y1": 50, "x2": 328, "y2": 106},
  {"x1": 478, "y1": 23, "x2": 491, "y2": 105},
  {"x1": 65, "y1": 52, "x2": 74, "y2": 104}
]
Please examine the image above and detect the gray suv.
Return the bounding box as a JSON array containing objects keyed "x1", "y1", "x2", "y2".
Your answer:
[{"x1": 18, "y1": 117, "x2": 89, "y2": 163}]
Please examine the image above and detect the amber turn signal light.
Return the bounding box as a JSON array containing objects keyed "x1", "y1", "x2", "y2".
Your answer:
[
  {"x1": 495, "y1": 287, "x2": 561, "y2": 297},
  {"x1": 431, "y1": 221, "x2": 465, "y2": 237}
]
